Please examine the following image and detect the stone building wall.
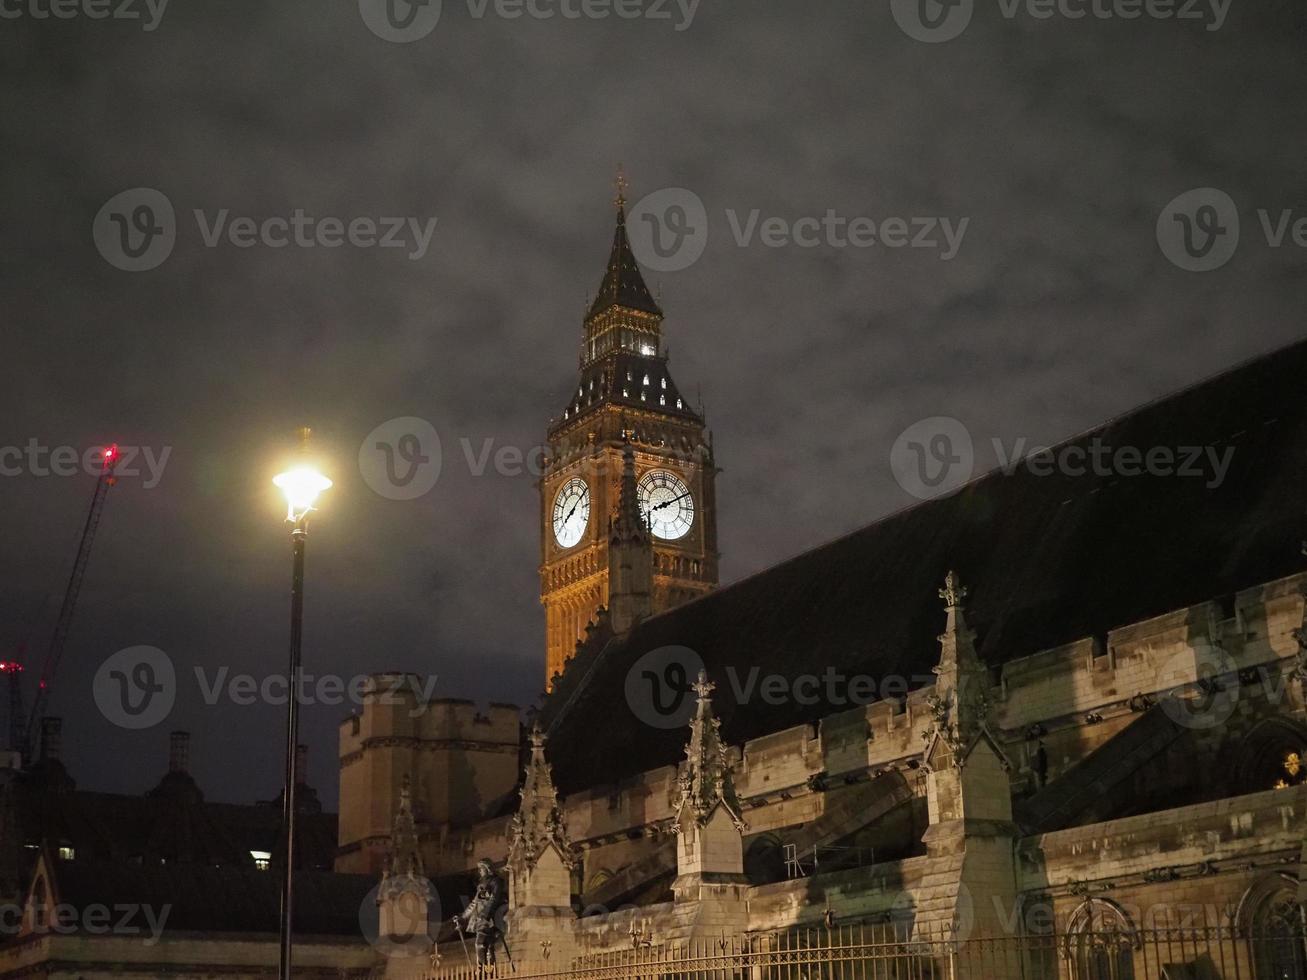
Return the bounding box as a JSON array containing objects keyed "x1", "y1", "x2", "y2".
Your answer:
[
  {"x1": 337, "y1": 674, "x2": 520, "y2": 875},
  {"x1": 364, "y1": 570, "x2": 1307, "y2": 979}
]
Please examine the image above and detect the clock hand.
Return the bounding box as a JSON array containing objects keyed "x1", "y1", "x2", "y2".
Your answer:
[
  {"x1": 564, "y1": 497, "x2": 581, "y2": 522},
  {"x1": 649, "y1": 490, "x2": 691, "y2": 513}
]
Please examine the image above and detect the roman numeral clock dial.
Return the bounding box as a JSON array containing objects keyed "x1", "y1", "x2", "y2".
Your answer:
[
  {"x1": 552, "y1": 477, "x2": 591, "y2": 549},
  {"x1": 638, "y1": 469, "x2": 694, "y2": 541}
]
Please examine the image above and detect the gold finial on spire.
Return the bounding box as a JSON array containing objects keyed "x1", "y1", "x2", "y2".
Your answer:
[{"x1": 614, "y1": 164, "x2": 629, "y2": 211}]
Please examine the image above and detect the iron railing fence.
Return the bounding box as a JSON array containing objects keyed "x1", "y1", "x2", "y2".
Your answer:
[{"x1": 419, "y1": 920, "x2": 1307, "y2": 980}]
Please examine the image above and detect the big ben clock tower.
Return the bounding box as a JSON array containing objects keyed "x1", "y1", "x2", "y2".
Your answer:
[{"x1": 539, "y1": 179, "x2": 719, "y2": 687}]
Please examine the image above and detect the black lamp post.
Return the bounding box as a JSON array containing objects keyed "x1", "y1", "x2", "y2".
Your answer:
[{"x1": 272, "y1": 429, "x2": 331, "y2": 979}]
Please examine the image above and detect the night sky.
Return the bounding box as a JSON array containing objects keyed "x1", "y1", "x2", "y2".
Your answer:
[{"x1": 3, "y1": 1, "x2": 1304, "y2": 809}]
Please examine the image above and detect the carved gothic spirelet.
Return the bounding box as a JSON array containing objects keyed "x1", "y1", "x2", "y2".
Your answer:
[
  {"x1": 378, "y1": 774, "x2": 435, "y2": 904},
  {"x1": 672, "y1": 671, "x2": 746, "y2": 833},
  {"x1": 507, "y1": 725, "x2": 577, "y2": 872},
  {"x1": 920, "y1": 570, "x2": 1007, "y2": 772}
]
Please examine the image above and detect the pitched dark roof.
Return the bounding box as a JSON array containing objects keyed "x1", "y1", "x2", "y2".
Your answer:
[
  {"x1": 541, "y1": 338, "x2": 1307, "y2": 794},
  {"x1": 554, "y1": 351, "x2": 703, "y2": 433},
  {"x1": 586, "y1": 207, "x2": 662, "y2": 320}
]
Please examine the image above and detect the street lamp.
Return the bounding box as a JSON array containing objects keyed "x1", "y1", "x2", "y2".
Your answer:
[{"x1": 273, "y1": 428, "x2": 331, "y2": 980}]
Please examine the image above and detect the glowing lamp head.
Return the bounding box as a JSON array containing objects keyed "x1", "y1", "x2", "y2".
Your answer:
[{"x1": 273, "y1": 465, "x2": 332, "y2": 523}]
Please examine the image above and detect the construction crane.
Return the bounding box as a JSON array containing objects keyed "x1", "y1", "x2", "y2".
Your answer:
[
  {"x1": 0, "y1": 652, "x2": 25, "y2": 759},
  {"x1": 17, "y1": 445, "x2": 121, "y2": 763}
]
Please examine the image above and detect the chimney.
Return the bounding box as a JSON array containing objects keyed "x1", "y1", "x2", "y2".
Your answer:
[
  {"x1": 39, "y1": 718, "x2": 62, "y2": 763},
  {"x1": 295, "y1": 743, "x2": 307, "y2": 785},
  {"x1": 169, "y1": 731, "x2": 190, "y2": 773}
]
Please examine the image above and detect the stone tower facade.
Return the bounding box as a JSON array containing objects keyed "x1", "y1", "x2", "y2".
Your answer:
[{"x1": 539, "y1": 182, "x2": 719, "y2": 687}]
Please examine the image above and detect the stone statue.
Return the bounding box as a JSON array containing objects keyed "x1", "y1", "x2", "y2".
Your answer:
[{"x1": 456, "y1": 859, "x2": 506, "y2": 968}]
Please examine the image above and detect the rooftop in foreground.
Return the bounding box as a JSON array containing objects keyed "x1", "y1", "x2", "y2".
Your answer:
[{"x1": 541, "y1": 337, "x2": 1307, "y2": 792}]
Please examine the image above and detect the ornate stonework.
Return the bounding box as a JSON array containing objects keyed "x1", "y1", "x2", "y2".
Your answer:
[
  {"x1": 921, "y1": 571, "x2": 1006, "y2": 773},
  {"x1": 508, "y1": 725, "x2": 576, "y2": 874},
  {"x1": 377, "y1": 774, "x2": 435, "y2": 905},
  {"x1": 673, "y1": 672, "x2": 745, "y2": 834}
]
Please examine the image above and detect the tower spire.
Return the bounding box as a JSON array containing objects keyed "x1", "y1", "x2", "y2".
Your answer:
[
  {"x1": 614, "y1": 163, "x2": 629, "y2": 216},
  {"x1": 585, "y1": 174, "x2": 662, "y2": 326}
]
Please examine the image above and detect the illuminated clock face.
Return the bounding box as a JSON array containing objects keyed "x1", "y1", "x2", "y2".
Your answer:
[
  {"x1": 552, "y1": 478, "x2": 590, "y2": 549},
  {"x1": 638, "y1": 470, "x2": 694, "y2": 541}
]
